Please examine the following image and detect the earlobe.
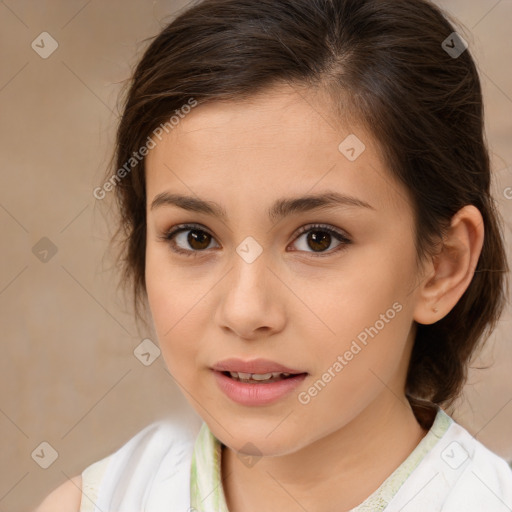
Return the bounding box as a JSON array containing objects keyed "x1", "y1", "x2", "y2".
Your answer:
[{"x1": 413, "y1": 205, "x2": 484, "y2": 325}]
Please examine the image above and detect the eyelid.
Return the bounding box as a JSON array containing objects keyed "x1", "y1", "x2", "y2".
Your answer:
[
  {"x1": 159, "y1": 222, "x2": 352, "y2": 257},
  {"x1": 288, "y1": 223, "x2": 352, "y2": 257},
  {"x1": 291, "y1": 223, "x2": 351, "y2": 244},
  {"x1": 158, "y1": 222, "x2": 218, "y2": 257}
]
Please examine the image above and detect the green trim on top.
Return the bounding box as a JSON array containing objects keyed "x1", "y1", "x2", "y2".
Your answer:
[
  {"x1": 190, "y1": 422, "x2": 229, "y2": 512},
  {"x1": 349, "y1": 407, "x2": 452, "y2": 511},
  {"x1": 189, "y1": 408, "x2": 452, "y2": 512}
]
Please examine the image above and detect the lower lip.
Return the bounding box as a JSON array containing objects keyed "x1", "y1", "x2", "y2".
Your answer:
[{"x1": 212, "y1": 370, "x2": 307, "y2": 406}]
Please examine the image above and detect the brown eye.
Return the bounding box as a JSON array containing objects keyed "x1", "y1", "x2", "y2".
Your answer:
[
  {"x1": 161, "y1": 223, "x2": 351, "y2": 258},
  {"x1": 187, "y1": 229, "x2": 211, "y2": 250},
  {"x1": 306, "y1": 230, "x2": 332, "y2": 252},
  {"x1": 162, "y1": 224, "x2": 220, "y2": 257},
  {"x1": 290, "y1": 224, "x2": 352, "y2": 256}
]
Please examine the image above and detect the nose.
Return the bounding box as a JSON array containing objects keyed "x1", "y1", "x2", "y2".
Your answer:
[{"x1": 214, "y1": 248, "x2": 286, "y2": 341}]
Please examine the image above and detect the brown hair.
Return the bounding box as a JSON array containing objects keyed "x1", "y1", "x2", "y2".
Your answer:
[{"x1": 106, "y1": 0, "x2": 509, "y2": 408}]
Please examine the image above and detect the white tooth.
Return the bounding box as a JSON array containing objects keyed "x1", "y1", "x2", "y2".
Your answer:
[
  {"x1": 272, "y1": 372, "x2": 282, "y2": 378},
  {"x1": 282, "y1": 373, "x2": 290, "y2": 377},
  {"x1": 229, "y1": 371, "x2": 239, "y2": 379},
  {"x1": 250, "y1": 372, "x2": 273, "y2": 380},
  {"x1": 238, "y1": 372, "x2": 252, "y2": 380}
]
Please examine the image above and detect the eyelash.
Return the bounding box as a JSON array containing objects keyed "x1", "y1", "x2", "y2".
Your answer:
[{"x1": 159, "y1": 223, "x2": 352, "y2": 259}]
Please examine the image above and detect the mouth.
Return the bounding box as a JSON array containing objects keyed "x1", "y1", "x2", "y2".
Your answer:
[
  {"x1": 220, "y1": 370, "x2": 306, "y2": 383},
  {"x1": 211, "y1": 358, "x2": 308, "y2": 405},
  {"x1": 211, "y1": 357, "x2": 306, "y2": 376}
]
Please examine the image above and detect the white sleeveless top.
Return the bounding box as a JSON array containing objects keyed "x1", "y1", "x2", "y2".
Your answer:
[{"x1": 79, "y1": 408, "x2": 512, "y2": 511}]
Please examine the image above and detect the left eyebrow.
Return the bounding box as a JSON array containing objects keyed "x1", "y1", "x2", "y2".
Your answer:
[
  {"x1": 267, "y1": 192, "x2": 375, "y2": 222},
  {"x1": 150, "y1": 191, "x2": 375, "y2": 222}
]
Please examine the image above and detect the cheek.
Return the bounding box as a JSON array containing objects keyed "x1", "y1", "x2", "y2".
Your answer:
[
  {"x1": 144, "y1": 247, "x2": 207, "y2": 375},
  {"x1": 299, "y1": 290, "x2": 413, "y2": 435},
  {"x1": 305, "y1": 242, "x2": 416, "y2": 384},
  {"x1": 145, "y1": 242, "x2": 206, "y2": 325},
  {"x1": 313, "y1": 245, "x2": 414, "y2": 337}
]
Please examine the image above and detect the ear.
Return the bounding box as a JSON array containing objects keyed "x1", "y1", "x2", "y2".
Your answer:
[{"x1": 413, "y1": 205, "x2": 485, "y2": 325}]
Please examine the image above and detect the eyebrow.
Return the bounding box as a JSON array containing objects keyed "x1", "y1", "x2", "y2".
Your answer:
[{"x1": 150, "y1": 191, "x2": 375, "y2": 222}]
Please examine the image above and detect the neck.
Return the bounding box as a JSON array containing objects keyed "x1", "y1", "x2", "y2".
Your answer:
[{"x1": 221, "y1": 394, "x2": 429, "y2": 512}]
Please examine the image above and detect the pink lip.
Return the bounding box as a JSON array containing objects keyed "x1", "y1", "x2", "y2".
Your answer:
[
  {"x1": 211, "y1": 358, "x2": 308, "y2": 406},
  {"x1": 212, "y1": 371, "x2": 307, "y2": 406},
  {"x1": 211, "y1": 357, "x2": 304, "y2": 374}
]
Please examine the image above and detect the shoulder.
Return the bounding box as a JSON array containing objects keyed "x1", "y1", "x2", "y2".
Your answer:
[
  {"x1": 388, "y1": 409, "x2": 512, "y2": 511},
  {"x1": 445, "y1": 420, "x2": 512, "y2": 503},
  {"x1": 99, "y1": 414, "x2": 202, "y2": 482},
  {"x1": 87, "y1": 414, "x2": 202, "y2": 509},
  {"x1": 109, "y1": 414, "x2": 202, "y2": 464},
  {"x1": 34, "y1": 414, "x2": 203, "y2": 512},
  {"x1": 34, "y1": 475, "x2": 82, "y2": 512}
]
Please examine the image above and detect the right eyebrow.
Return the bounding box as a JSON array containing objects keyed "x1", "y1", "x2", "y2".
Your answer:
[{"x1": 150, "y1": 191, "x2": 375, "y2": 222}]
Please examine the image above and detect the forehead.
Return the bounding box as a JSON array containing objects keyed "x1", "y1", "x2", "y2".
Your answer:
[{"x1": 144, "y1": 84, "x2": 410, "y2": 218}]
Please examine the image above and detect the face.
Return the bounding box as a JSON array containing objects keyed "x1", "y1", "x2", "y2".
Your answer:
[{"x1": 145, "y1": 83, "x2": 423, "y2": 456}]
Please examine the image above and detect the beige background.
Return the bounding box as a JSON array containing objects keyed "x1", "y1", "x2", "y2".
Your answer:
[{"x1": 0, "y1": 1, "x2": 510, "y2": 510}]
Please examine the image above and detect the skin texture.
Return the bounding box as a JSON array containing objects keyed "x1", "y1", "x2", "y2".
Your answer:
[
  {"x1": 144, "y1": 83, "x2": 484, "y2": 512},
  {"x1": 33, "y1": 475, "x2": 82, "y2": 511},
  {"x1": 35, "y1": 83, "x2": 484, "y2": 512}
]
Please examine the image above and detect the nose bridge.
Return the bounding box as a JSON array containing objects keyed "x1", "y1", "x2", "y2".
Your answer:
[{"x1": 230, "y1": 236, "x2": 269, "y2": 295}]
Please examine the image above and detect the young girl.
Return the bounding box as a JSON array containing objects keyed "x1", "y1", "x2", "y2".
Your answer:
[{"x1": 37, "y1": 0, "x2": 512, "y2": 510}]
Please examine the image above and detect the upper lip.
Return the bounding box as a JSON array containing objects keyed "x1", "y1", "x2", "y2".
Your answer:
[{"x1": 212, "y1": 358, "x2": 306, "y2": 375}]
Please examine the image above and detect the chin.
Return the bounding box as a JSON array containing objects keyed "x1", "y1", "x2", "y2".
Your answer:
[{"x1": 211, "y1": 419, "x2": 307, "y2": 457}]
